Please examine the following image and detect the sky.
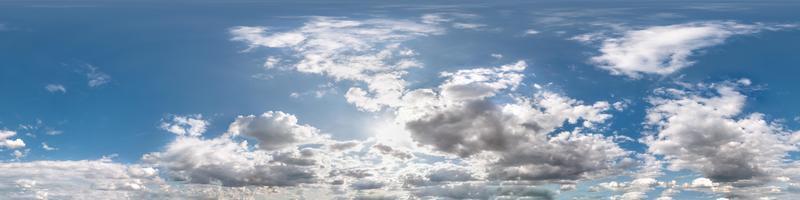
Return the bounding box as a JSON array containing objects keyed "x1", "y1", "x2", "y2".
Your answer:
[{"x1": 1, "y1": 0, "x2": 800, "y2": 199}]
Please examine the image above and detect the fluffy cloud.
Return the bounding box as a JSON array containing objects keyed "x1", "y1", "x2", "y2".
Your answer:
[
  {"x1": 226, "y1": 111, "x2": 323, "y2": 150},
  {"x1": 438, "y1": 61, "x2": 526, "y2": 101},
  {"x1": 159, "y1": 114, "x2": 208, "y2": 137},
  {"x1": 394, "y1": 62, "x2": 627, "y2": 181},
  {"x1": 234, "y1": 14, "x2": 631, "y2": 183},
  {"x1": 589, "y1": 21, "x2": 780, "y2": 78},
  {"x1": 142, "y1": 136, "x2": 320, "y2": 187},
  {"x1": 147, "y1": 111, "x2": 410, "y2": 195},
  {"x1": 644, "y1": 80, "x2": 798, "y2": 183},
  {"x1": 598, "y1": 154, "x2": 667, "y2": 200},
  {"x1": 0, "y1": 130, "x2": 25, "y2": 149}
]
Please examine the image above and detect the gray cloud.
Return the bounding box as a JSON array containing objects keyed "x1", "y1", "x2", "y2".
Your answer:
[
  {"x1": 412, "y1": 182, "x2": 555, "y2": 200},
  {"x1": 644, "y1": 80, "x2": 798, "y2": 184}
]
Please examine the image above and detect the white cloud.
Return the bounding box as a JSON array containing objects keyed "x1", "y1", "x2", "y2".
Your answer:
[
  {"x1": 12, "y1": 149, "x2": 27, "y2": 159},
  {"x1": 44, "y1": 84, "x2": 66, "y2": 93},
  {"x1": 231, "y1": 16, "x2": 444, "y2": 112},
  {"x1": 85, "y1": 64, "x2": 111, "y2": 87},
  {"x1": 602, "y1": 154, "x2": 665, "y2": 200},
  {"x1": 689, "y1": 177, "x2": 715, "y2": 188},
  {"x1": 233, "y1": 14, "x2": 633, "y2": 183},
  {"x1": 589, "y1": 21, "x2": 781, "y2": 78},
  {"x1": 159, "y1": 114, "x2": 208, "y2": 137},
  {"x1": 420, "y1": 13, "x2": 478, "y2": 25},
  {"x1": 0, "y1": 130, "x2": 25, "y2": 149},
  {"x1": 523, "y1": 29, "x2": 540, "y2": 36},
  {"x1": 490, "y1": 53, "x2": 503, "y2": 59},
  {"x1": 452, "y1": 22, "x2": 486, "y2": 30},
  {"x1": 438, "y1": 60, "x2": 526, "y2": 102},
  {"x1": 226, "y1": 111, "x2": 323, "y2": 150},
  {"x1": 263, "y1": 56, "x2": 281, "y2": 69},
  {"x1": 0, "y1": 159, "x2": 162, "y2": 199},
  {"x1": 290, "y1": 83, "x2": 338, "y2": 99},
  {"x1": 41, "y1": 142, "x2": 57, "y2": 151}
]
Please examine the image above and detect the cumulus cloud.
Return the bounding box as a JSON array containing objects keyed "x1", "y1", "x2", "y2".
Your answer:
[
  {"x1": 224, "y1": 15, "x2": 630, "y2": 197},
  {"x1": 142, "y1": 136, "x2": 320, "y2": 187},
  {"x1": 393, "y1": 62, "x2": 627, "y2": 181},
  {"x1": 44, "y1": 84, "x2": 66, "y2": 93},
  {"x1": 599, "y1": 154, "x2": 666, "y2": 200},
  {"x1": 589, "y1": 21, "x2": 785, "y2": 78},
  {"x1": 0, "y1": 130, "x2": 25, "y2": 149},
  {"x1": 233, "y1": 14, "x2": 632, "y2": 183},
  {"x1": 644, "y1": 80, "x2": 798, "y2": 184},
  {"x1": 159, "y1": 114, "x2": 208, "y2": 137},
  {"x1": 226, "y1": 111, "x2": 323, "y2": 150}
]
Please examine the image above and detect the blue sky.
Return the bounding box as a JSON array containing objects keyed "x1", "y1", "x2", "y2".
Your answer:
[{"x1": 1, "y1": 1, "x2": 800, "y2": 199}]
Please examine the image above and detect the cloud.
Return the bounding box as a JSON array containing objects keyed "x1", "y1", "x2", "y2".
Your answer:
[
  {"x1": 263, "y1": 56, "x2": 281, "y2": 69},
  {"x1": 143, "y1": 107, "x2": 578, "y2": 198},
  {"x1": 0, "y1": 159, "x2": 162, "y2": 199},
  {"x1": 231, "y1": 16, "x2": 444, "y2": 112},
  {"x1": 289, "y1": 82, "x2": 338, "y2": 99},
  {"x1": 599, "y1": 154, "x2": 666, "y2": 200},
  {"x1": 159, "y1": 114, "x2": 208, "y2": 137},
  {"x1": 85, "y1": 64, "x2": 111, "y2": 87},
  {"x1": 370, "y1": 143, "x2": 413, "y2": 160},
  {"x1": 142, "y1": 136, "x2": 320, "y2": 187},
  {"x1": 44, "y1": 84, "x2": 66, "y2": 93},
  {"x1": 438, "y1": 61, "x2": 526, "y2": 102},
  {"x1": 0, "y1": 130, "x2": 25, "y2": 149},
  {"x1": 644, "y1": 80, "x2": 798, "y2": 184},
  {"x1": 412, "y1": 182, "x2": 555, "y2": 200},
  {"x1": 395, "y1": 62, "x2": 627, "y2": 181},
  {"x1": 420, "y1": 13, "x2": 479, "y2": 25},
  {"x1": 452, "y1": 22, "x2": 486, "y2": 30},
  {"x1": 226, "y1": 111, "x2": 323, "y2": 150},
  {"x1": 589, "y1": 21, "x2": 784, "y2": 78},
  {"x1": 41, "y1": 143, "x2": 57, "y2": 151},
  {"x1": 523, "y1": 29, "x2": 540, "y2": 36},
  {"x1": 233, "y1": 13, "x2": 631, "y2": 183}
]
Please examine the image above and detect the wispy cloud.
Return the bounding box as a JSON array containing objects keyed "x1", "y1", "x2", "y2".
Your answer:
[
  {"x1": 41, "y1": 142, "x2": 57, "y2": 151},
  {"x1": 85, "y1": 64, "x2": 111, "y2": 87},
  {"x1": 44, "y1": 84, "x2": 66, "y2": 93}
]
